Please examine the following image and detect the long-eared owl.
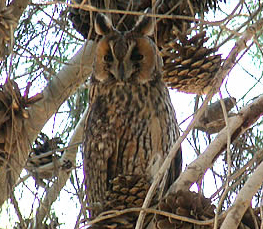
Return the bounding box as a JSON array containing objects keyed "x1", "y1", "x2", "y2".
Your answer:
[{"x1": 83, "y1": 13, "x2": 182, "y2": 216}]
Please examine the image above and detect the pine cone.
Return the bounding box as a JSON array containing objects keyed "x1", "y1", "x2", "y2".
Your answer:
[
  {"x1": 156, "y1": 0, "x2": 226, "y2": 46},
  {"x1": 155, "y1": 190, "x2": 215, "y2": 229},
  {"x1": 68, "y1": 1, "x2": 226, "y2": 47},
  {"x1": 0, "y1": 80, "x2": 43, "y2": 166},
  {"x1": 89, "y1": 175, "x2": 155, "y2": 229},
  {"x1": 105, "y1": 175, "x2": 152, "y2": 210},
  {"x1": 162, "y1": 30, "x2": 222, "y2": 94}
]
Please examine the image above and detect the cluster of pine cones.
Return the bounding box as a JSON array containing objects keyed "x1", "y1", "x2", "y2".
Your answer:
[
  {"x1": 68, "y1": 0, "x2": 226, "y2": 47},
  {"x1": 89, "y1": 186, "x2": 216, "y2": 229}
]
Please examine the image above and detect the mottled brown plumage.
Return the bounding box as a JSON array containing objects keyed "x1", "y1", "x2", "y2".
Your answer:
[{"x1": 83, "y1": 14, "x2": 182, "y2": 220}]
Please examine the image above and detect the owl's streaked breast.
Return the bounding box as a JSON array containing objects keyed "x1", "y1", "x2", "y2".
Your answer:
[{"x1": 84, "y1": 78, "x2": 179, "y2": 204}]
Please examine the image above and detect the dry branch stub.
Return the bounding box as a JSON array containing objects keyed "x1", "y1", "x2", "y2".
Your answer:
[
  {"x1": 162, "y1": 30, "x2": 222, "y2": 95},
  {"x1": 0, "y1": 5, "x2": 17, "y2": 60},
  {"x1": 68, "y1": 0, "x2": 226, "y2": 47},
  {"x1": 0, "y1": 79, "x2": 43, "y2": 167},
  {"x1": 88, "y1": 175, "x2": 156, "y2": 229},
  {"x1": 194, "y1": 97, "x2": 236, "y2": 134}
]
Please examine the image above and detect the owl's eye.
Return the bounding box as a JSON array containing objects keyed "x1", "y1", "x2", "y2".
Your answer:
[
  {"x1": 130, "y1": 47, "x2": 143, "y2": 61},
  {"x1": 104, "y1": 53, "x2": 113, "y2": 62}
]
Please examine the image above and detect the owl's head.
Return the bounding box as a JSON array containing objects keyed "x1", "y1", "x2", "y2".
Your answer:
[{"x1": 92, "y1": 13, "x2": 162, "y2": 84}]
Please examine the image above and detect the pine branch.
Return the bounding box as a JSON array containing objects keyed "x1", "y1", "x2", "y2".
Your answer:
[
  {"x1": 0, "y1": 40, "x2": 96, "y2": 207},
  {"x1": 221, "y1": 156, "x2": 263, "y2": 229},
  {"x1": 168, "y1": 17, "x2": 263, "y2": 194},
  {"x1": 31, "y1": 105, "x2": 89, "y2": 229},
  {"x1": 171, "y1": 94, "x2": 263, "y2": 194},
  {"x1": 136, "y1": 14, "x2": 263, "y2": 229}
]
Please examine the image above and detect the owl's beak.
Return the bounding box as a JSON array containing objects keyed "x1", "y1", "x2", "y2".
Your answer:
[{"x1": 112, "y1": 61, "x2": 132, "y2": 81}]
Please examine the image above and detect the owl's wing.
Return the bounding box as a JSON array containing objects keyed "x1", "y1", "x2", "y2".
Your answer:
[
  {"x1": 83, "y1": 83, "x2": 115, "y2": 210},
  {"x1": 162, "y1": 99, "x2": 182, "y2": 195}
]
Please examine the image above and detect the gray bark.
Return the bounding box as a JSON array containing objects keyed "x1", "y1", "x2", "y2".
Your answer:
[{"x1": 0, "y1": 40, "x2": 96, "y2": 207}]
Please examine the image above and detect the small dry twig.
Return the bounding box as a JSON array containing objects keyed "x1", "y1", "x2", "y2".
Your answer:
[{"x1": 136, "y1": 10, "x2": 263, "y2": 229}]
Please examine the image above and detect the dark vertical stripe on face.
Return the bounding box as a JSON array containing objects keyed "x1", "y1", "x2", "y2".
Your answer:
[{"x1": 118, "y1": 62, "x2": 125, "y2": 81}]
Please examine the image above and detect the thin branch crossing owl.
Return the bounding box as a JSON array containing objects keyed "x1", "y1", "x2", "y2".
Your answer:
[{"x1": 83, "y1": 13, "x2": 182, "y2": 220}]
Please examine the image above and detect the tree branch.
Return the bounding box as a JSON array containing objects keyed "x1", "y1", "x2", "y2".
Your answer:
[
  {"x1": 31, "y1": 105, "x2": 89, "y2": 229},
  {"x1": 136, "y1": 12, "x2": 263, "y2": 229},
  {"x1": 170, "y1": 94, "x2": 263, "y2": 194},
  {"x1": 0, "y1": 40, "x2": 96, "y2": 207},
  {"x1": 220, "y1": 159, "x2": 263, "y2": 229}
]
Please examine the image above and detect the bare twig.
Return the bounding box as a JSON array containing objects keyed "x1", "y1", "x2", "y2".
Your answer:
[
  {"x1": 135, "y1": 11, "x2": 263, "y2": 229},
  {"x1": 213, "y1": 92, "x2": 232, "y2": 229},
  {"x1": 34, "y1": 1, "x2": 236, "y2": 26},
  {"x1": 0, "y1": 40, "x2": 96, "y2": 207},
  {"x1": 85, "y1": 207, "x2": 223, "y2": 227},
  {"x1": 10, "y1": 190, "x2": 26, "y2": 229},
  {"x1": 171, "y1": 94, "x2": 263, "y2": 194},
  {"x1": 210, "y1": 149, "x2": 263, "y2": 201},
  {"x1": 31, "y1": 105, "x2": 89, "y2": 228},
  {"x1": 249, "y1": 207, "x2": 260, "y2": 229}
]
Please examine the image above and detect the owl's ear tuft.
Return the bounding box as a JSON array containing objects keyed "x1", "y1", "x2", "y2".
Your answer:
[
  {"x1": 95, "y1": 14, "x2": 113, "y2": 36},
  {"x1": 133, "y1": 9, "x2": 154, "y2": 36}
]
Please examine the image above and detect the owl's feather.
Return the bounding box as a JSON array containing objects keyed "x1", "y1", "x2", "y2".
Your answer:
[{"x1": 83, "y1": 13, "x2": 182, "y2": 218}]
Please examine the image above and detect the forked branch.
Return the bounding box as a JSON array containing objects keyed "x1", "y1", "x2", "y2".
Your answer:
[{"x1": 136, "y1": 15, "x2": 263, "y2": 229}]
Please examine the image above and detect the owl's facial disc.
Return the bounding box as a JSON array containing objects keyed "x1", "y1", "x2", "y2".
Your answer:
[
  {"x1": 101, "y1": 38, "x2": 137, "y2": 82},
  {"x1": 94, "y1": 34, "x2": 159, "y2": 84},
  {"x1": 93, "y1": 13, "x2": 162, "y2": 84},
  {"x1": 99, "y1": 36, "x2": 153, "y2": 83}
]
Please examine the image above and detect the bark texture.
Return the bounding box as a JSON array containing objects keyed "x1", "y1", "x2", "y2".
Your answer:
[{"x1": 0, "y1": 41, "x2": 96, "y2": 207}]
